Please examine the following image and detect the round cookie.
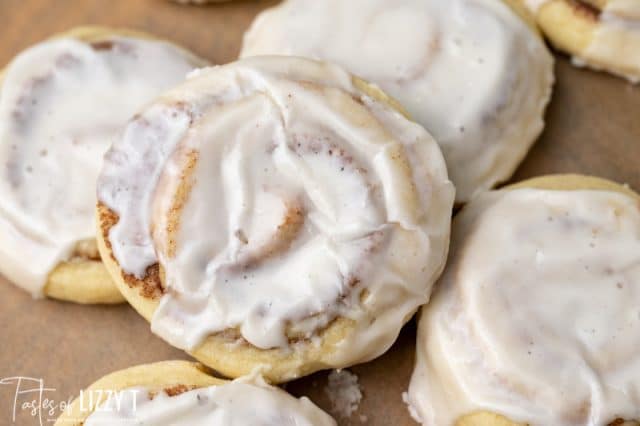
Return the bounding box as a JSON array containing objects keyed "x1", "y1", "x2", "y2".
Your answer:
[
  {"x1": 240, "y1": 0, "x2": 554, "y2": 203},
  {"x1": 522, "y1": 0, "x2": 640, "y2": 83},
  {"x1": 406, "y1": 174, "x2": 640, "y2": 425},
  {"x1": 0, "y1": 26, "x2": 206, "y2": 303},
  {"x1": 96, "y1": 55, "x2": 455, "y2": 382},
  {"x1": 55, "y1": 360, "x2": 335, "y2": 425}
]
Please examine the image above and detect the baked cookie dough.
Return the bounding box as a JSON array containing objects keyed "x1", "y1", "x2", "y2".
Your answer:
[
  {"x1": 0, "y1": 26, "x2": 206, "y2": 303},
  {"x1": 240, "y1": 0, "x2": 554, "y2": 203},
  {"x1": 96, "y1": 56, "x2": 455, "y2": 382},
  {"x1": 523, "y1": 0, "x2": 640, "y2": 83},
  {"x1": 55, "y1": 360, "x2": 335, "y2": 425},
  {"x1": 406, "y1": 174, "x2": 640, "y2": 425}
]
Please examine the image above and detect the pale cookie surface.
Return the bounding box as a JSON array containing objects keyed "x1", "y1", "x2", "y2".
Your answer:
[
  {"x1": 0, "y1": 30, "x2": 203, "y2": 296},
  {"x1": 84, "y1": 377, "x2": 335, "y2": 426},
  {"x1": 240, "y1": 0, "x2": 554, "y2": 202},
  {"x1": 97, "y1": 56, "x2": 454, "y2": 378},
  {"x1": 407, "y1": 181, "x2": 640, "y2": 425}
]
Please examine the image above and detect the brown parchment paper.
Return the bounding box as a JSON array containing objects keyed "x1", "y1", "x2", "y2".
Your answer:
[{"x1": 0, "y1": 1, "x2": 638, "y2": 425}]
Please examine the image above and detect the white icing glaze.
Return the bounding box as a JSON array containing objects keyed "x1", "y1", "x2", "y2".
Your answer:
[
  {"x1": 240, "y1": 0, "x2": 554, "y2": 202},
  {"x1": 407, "y1": 188, "x2": 640, "y2": 425},
  {"x1": 0, "y1": 35, "x2": 203, "y2": 295},
  {"x1": 98, "y1": 56, "x2": 454, "y2": 362},
  {"x1": 84, "y1": 376, "x2": 336, "y2": 425},
  {"x1": 582, "y1": 10, "x2": 640, "y2": 84},
  {"x1": 606, "y1": 0, "x2": 640, "y2": 19}
]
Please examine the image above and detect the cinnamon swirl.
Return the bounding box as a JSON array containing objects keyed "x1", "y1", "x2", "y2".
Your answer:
[
  {"x1": 240, "y1": 0, "x2": 554, "y2": 203},
  {"x1": 0, "y1": 26, "x2": 206, "y2": 303},
  {"x1": 96, "y1": 56, "x2": 455, "y2": 382},
  {"x1": 406, "y1": 174, "x2": 640, "y2": 425},
  {"x1": 55, "y1": 361, "x2": 335, "y2": 426},
  {"x1": 522, "y1": 0, "x2": 640, "y2": 83}
]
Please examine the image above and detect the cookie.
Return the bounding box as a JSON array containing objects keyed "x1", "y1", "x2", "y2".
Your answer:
[
  {"x1": 406, "y1": 174, "x2": 640, "y2": 425},
  {"x1": 240, "y1": 0, "x2": 554, "y2": 202},
  {"x1": 55, "y1": 360, "x2": 335, "y2": 425},
  {"x1": 522, "y1": 0, "x2": 640, "y2": 83},
  {"x1": 0, "y1": 26, "x2": 206, "y2": 303},
  {"x1": 96, "y1": 55, "x2": 454, "y2": 382}
]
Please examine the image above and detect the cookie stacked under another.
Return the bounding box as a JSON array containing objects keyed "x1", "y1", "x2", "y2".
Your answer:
[
  {"x1": 0, "y1": 26, "x2": 206, "y2": 303},
  {"x1": 241, "y1": 0, "x2": 554, "y2": 203}
]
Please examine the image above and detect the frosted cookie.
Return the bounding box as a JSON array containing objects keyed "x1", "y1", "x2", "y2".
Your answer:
[
  {"x1": 0, "y1": 26, "x2": 206, "y2": 303},
  {"x1": 96, "y1": 56, "x2": 455, "y2": 382},
  {"x1": 55, "y1": 360, "x2": 335, "y2": 425},
  {"x1": 240, "y1": 0, "x2": 554, "y2": 203},
  {"x1": 406, "y1": 174, "x2": 640, "y2": 425},
  {"x1": 522, "y1": 0, "x2": 640, "y2": 83}
]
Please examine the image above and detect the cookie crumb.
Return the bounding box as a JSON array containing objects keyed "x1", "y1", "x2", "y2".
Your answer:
[{"x1": 324, "y1": 369, "x2": 362, "y2": 418}]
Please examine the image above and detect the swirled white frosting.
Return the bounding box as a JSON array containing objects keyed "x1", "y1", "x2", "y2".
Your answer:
[
  {"x1": 407, "y1": 188, "x2": 640, "y2": 425},
  {"x1": 84, "y1": 376, "x2": 336, "y2": 426},
  {"x1": 0, "y1": 35, "x2": 203, "y2": 295},
  {"x1": 98, "y1": 56, "x2": 454, "y2": 362},
  {"x1": 240, "y1": 0, "x2": 554, "y2": 202}
]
